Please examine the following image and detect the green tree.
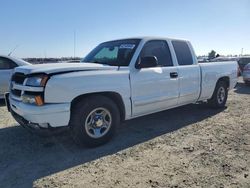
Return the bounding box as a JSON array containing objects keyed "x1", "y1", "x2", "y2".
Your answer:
[{"x1": 208, "y1": 50, "x2": 216, "y2": 60}]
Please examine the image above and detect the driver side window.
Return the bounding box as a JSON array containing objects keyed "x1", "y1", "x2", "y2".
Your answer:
[
  {"x1": 139, "y1": 40, "x2": 173, "y2": 67},
  {"x1": 0, "y1": 57, "x2": 17, "y2": 70}
]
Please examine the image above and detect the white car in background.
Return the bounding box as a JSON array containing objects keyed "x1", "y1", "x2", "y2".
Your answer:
[{"x1": 0, "y1": 55, "x2": 31, "y2": 99}]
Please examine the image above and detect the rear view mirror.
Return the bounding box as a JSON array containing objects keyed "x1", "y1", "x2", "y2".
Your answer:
[{"x1": 135, "y1": 56, "x2": 158, "y2": 69}]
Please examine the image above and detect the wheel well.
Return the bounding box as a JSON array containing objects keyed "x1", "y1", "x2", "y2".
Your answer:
[
  {"x1": 70, "y1": 92, "x2": 126, "y2": 121},
  {"x1": 217, "y1": 76, "x2": 230, "y2": 89}
]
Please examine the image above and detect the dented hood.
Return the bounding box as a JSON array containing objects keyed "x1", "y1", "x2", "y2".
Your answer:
[{"x1": 14, "y1": 62, "x2": 117, "y2": 75}]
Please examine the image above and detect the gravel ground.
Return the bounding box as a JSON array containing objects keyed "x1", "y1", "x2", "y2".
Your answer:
[{"x1": 0, "y1": 79, "x2": 249, "y2": 188}]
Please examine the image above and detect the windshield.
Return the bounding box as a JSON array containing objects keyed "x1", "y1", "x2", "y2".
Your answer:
[{"x1": 82, "y1": 39, "x2": 141, "y2": 66}]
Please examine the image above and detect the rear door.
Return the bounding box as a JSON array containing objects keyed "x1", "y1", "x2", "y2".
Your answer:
[
  {"x1": 0, "y1": 57, "x2": 17, "y2": 97},
  {"x1": 130, "y1": 40, "x2": 179, "y2": 116},
  {"x1": 171, "y1": 40, "x2": 200, "y2": 105}
]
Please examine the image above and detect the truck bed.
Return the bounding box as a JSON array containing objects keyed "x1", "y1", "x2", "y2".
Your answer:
[{"x1": 198, "y1": 61, "x2": 238, "y2": 101}]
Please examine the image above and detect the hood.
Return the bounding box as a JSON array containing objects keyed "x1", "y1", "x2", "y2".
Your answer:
[{"x1": 14, "y1": 62, "x2": 118, "y2": 75}]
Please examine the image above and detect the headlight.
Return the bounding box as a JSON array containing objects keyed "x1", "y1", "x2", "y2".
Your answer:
[
  {"x1": 26, "y1": 74, "x2": 49, "y2": 87},
  {"x1": 22, "y1": 95, "x2": 36, "y2": 104},
  {"x1": 23, "y1": 74, "x2": 48, "y2": 106},
  {"x1": 22, "y1": 95, "x2": 44, "y2": 106}
]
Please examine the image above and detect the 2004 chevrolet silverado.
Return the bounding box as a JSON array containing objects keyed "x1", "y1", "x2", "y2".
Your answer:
[{"x1": 6, "y1": 37, "x2": 238, "y2": 147}]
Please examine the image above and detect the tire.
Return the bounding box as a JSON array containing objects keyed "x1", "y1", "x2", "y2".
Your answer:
[
  {"x1": 70, "y1": 95, "x2": 120, "y2": 147},
  {"x1": 207, "y1": 80, "x2": 228, "y2": 108}
]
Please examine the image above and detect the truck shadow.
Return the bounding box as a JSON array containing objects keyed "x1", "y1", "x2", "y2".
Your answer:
[
  {"x1": 0, "y1": 99, "x2": 5, "y2": 107},
  {"x1": 234, "y1": 82, "x2": 250, "y2": 94},
  {"x1": 0, "y1": 104, "x2": 224, "y2": 188}
]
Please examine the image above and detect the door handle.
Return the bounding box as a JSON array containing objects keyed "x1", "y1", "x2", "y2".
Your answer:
[{"x1": 170, "y1": 72, "x2": 178, "y2": 78}]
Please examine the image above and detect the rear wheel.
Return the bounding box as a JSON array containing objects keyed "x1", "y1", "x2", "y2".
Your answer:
[
  {"x1": 70, "y1": 95, "x2": 120, "y2": 147},
  {"x1": 208, "y1": 80, "x2": 228, "y2": 108}
]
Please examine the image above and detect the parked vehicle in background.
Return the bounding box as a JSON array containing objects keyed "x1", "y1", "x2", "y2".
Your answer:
[
  {"x1": 0, "y1": 55, "x2": 31, "y2": 99},
  {"x1": 209, "y1": 57, "x2": 238, "y2": 62},
  {"x1": 6, "y1": 37, "x2": 238, "y2": 147},
  {"x1": 197, "y1": 57, "x2": 209, "y2": 63},
  {"x1": 67, "y1": 60, "x2": 80, "y2": 63},
  {"x1": 237, "y1": 57, "x2": 250, "y2": 75},
  {"x1": 209, "y1": 56, "x2": 248, "y2": 77},
  {"x1": 243, "y1": 63, "x2": 250, "y2": 85}
]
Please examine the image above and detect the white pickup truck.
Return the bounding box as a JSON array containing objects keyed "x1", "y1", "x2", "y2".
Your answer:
[{"x1": 6, "y1": 37, "x2": 238, "y2": 147}]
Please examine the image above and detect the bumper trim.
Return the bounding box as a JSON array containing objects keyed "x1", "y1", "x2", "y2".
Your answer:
[
  {"x1": 11, "y1": 109, "x2": 69, "y2": 135},
  {"x1": 9, "y1": 97, "x2": 71, "y2": 128},
  {"x1": 4, "y1": 93, "x2": 10, "y2": 112}
]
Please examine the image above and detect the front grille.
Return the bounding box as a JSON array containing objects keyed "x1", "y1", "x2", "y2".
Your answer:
[
  {"x1": 10, "y1": 72, "x2": 45, "y2": 101},
  {"x1": 11, "y1": 73, "x2": 26, "y2": 85},
  {"x1": 12, "y1": 89, "x2": 22, "y2": 97},
  {"x1": 11, "y1": 73, "x2": 27, "y2": 98}
]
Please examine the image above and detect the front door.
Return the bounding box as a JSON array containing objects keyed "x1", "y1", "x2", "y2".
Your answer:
[{"x1": 130, "y1": 40, "x2": 179, "y2": 116}]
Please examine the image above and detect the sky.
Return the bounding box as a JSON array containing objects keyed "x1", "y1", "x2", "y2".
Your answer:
[{"x1": 0, "y1": 0, "x2": 249, "y2": 58}]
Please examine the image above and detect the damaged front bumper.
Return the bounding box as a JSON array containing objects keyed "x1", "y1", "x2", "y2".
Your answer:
[{"x1": 6, "y1": 93, "x2": 71, "y2": 130}]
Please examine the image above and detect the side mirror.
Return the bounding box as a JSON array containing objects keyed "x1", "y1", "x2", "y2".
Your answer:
[{"x1": 135, "y1": 56, "x2": 158, "y2": 69}]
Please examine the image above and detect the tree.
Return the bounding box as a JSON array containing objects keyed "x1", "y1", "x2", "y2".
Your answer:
[{"x1": 208, "y1": 50, "x2": 216, "y2": 60}]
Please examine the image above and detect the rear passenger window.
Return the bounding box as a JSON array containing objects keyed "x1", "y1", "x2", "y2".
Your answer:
[
  {"x1": 139, "y1": 40, "x2": 173, "y2": 67},
  {"x1": 172, "y1": 41, "x2": 193, "y2": 65}
]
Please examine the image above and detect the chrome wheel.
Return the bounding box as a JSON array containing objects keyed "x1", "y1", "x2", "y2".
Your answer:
[
  {"x1": 85, "y1": 107, "x2": 112, "y2": 139},
  {"x1": 217, "y1": 86, "x2": 226, "y2": 104}
]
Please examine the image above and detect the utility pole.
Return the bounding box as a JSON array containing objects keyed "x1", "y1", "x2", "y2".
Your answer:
[
  {"x1": 44, "y1": 50, "x2": 47, "y2": 59},
  {"x1": 74, "y1": 30, "x2": 76, "y2": 59},
  {"x1": 241, "y1": 48, "x2": 243, "y2": 56}
]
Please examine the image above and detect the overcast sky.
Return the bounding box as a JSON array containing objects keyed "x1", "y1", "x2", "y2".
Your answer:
[{"x1": 0, "y1": 0, "x2": 249, "y2": 58}]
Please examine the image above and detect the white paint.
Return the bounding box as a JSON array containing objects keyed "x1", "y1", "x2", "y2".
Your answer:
[{"x1": 8, "y1": 37, "x2": 238, "y2": 128}]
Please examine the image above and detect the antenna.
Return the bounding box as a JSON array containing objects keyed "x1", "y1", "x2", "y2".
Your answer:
[{"x1": 8, "y1": 44, "x2": 20, "y2": 56}]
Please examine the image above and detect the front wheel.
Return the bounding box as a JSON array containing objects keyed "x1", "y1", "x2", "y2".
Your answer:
[
  {"x1": 208, "y1": 81, "x2": 228, "y2": 108},
  {"x1": 70, "y1": 95, "x2": 120, "y2": 147}
]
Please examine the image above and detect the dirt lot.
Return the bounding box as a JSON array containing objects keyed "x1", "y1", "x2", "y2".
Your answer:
[{"x1": 0, "y1": 80, "x2": 249, "y2": 188}]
